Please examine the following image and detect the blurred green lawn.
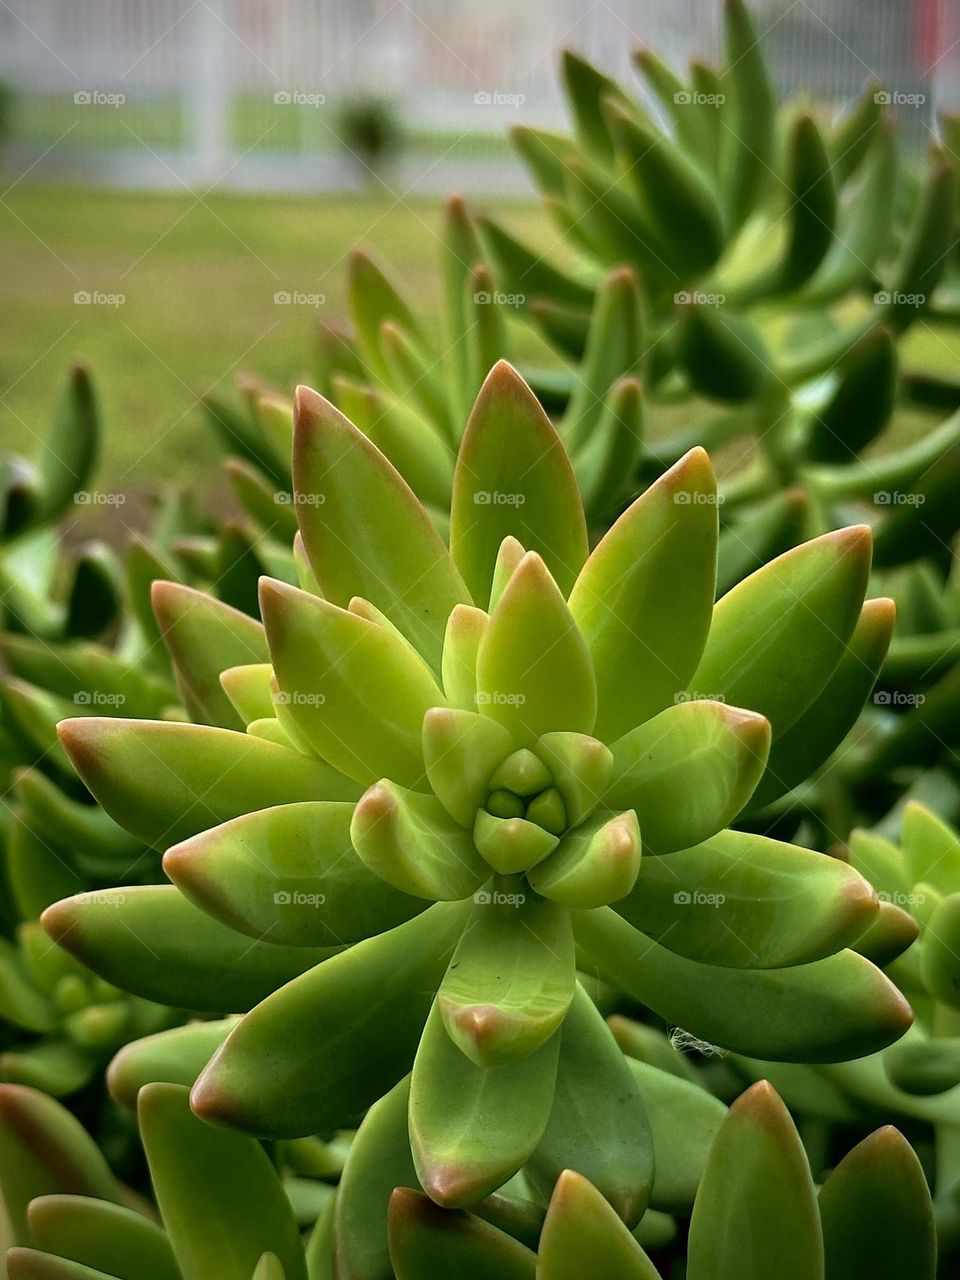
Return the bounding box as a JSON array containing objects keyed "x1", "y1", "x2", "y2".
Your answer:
[
  {"x1": 0, "y1": 185, "x2": 551, "y2": 507},
  {"x1": 1, "y1": 182, "x2": 958, "y2": 529}
]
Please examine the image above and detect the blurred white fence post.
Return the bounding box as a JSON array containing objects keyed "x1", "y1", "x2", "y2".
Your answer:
[{"x1": 188, "y1": 0, "x2": 230, "y2": 185}]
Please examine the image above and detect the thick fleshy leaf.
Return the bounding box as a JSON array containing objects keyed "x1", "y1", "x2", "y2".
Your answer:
[
  {"x1": 569, "y1": 449, "x2": 718, "y2": 740},
  {"x1": 152, "y1": 581, "x2": 267, "y2": 729},
  {"x1": 473, "y1": 813, "x2": 558, "y2": 875},
  {"x1": 688, "y1": 527, "x2": 872, "y2": 736},
  {"x1": 450, "y1": 363, "x2": 588, "y2": 605},
  {"x1": 745, "y1": 597, "x2": 895, "y2": 811},
  {"x1": 140, "y1": 1083, "x2": 306, "y2": 1280},
  {"x1": 261, "y1": 580, "x2": 445, "y2": 788},
  {"x1": 107, "y1": 1019, "x2": 236, "y2": 1108},
  {"x1": 625, "y1": 1058, "x2": 727, "y2": 1212},
  {"x1": 192, "y1": 903, "x2": 466, "y2": 1137},
  {"x1": 42, "y1": 886, "x2": 334, "y2": 1013},
  {"x1": 605, "y1": 700, "x2": 769, "y2": 853},
  {"x1": 219, "y1": 663, "x2": 276, "y2": 724},
  {"x1": 718, "y1": 0, "x2": 776, "y2": 228},
  {"x1": 528, "y1": 811, "x2": 640, "y2": 908},
  {"x1": 818, "y1": 1127, "x2": 936, "y2": 1279},
  {"x1": 562, "y1": 267, "x2": 643, "y2": 454},
  {"x1": 422, "y1": 708, "x2": 513, "y2": 828},
  {"x1": 616, "y1": 829, "x2": 878, "y2": 968},
  {"x1": 293, "y1": 386, "x2": 468, "y2": 669},
  {"x1": 921, "y1": 895, "x2": 960, "y2": 1010},
  {"x1": 853, "y1": 901, "x2": 918, "y2": 968},
  {"x1": 475, "y1": 552, "x2": 595, "y2": 746},
  {"x1": 335, "y1": 1077, "x2": 417, "y2": 1280},
  {"x1": 687, "y1": 1082, "x2": 822, "y2": 1280},
  {"x1": 408, "y1": 1002, "x2": 559, "y2": 1207},
  {"x1": 441, "y1": 606, "x2": 488, "y2": 711},
  {"x1": 525, "y1": 986, "x2": 652, "y2": 1227},
  {"x1": 538, "y1": 1170, "x2": 659, "y2": 1280},
  {"x1": 438, "y1": 890, "x2": 575, "y2": 1066},
  {"x1": 6, "y1": 1251, "x2": 115, "y2": 1279},
  {"x1": 534, "y1": 732, "x2": 612, "y2": 827},
  {"x1": 388, "y1": 1188, "x2": 536, "y2": 1280},
  {"x1": 351, "y1": 783, "x2": 488, "y2": 900},
  {"x1": 164, "y1": 802, "x2": 421, "y2": 946},
  {"x1": 575, "y1": 909, "x2": 912, "y2": 1061},
  {"x1": 27, "y1": 1195, "x2": 179, "y2": 1280},
  {"x1": 58, "y1": 718, "x2": 359, "y2": 849},
  {"x1": 0, "y1": 1085, "x2": 121, "y2": 1251},
  {"x1": 901, "y1": 801, "x2": 960, "y2": 896}
]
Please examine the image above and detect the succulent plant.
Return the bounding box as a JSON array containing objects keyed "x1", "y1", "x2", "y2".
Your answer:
[
  {"x1": 2, "y1": 1078, "x2": 935, "y2": 1280},
  {"x1": 40, "y1": 362, "x2": 911, "y2": 1221},
  {"x1": 0, "y1": 366, "x2": 123, "y2": 643}
]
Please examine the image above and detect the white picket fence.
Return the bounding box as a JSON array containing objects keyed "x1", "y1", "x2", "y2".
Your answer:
[{"x1": 0, "y1": 0, "x2": 953, "y2": 192}]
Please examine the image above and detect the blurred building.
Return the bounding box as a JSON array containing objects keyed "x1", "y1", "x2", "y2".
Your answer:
[{"x1": 0, "y1": 0, "x2": 955, "y2": 190}]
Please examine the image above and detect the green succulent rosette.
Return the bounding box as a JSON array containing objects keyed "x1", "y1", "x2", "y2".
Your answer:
[{"x1": 46, "y1": 362, "x2": 909, "y2": 1211}]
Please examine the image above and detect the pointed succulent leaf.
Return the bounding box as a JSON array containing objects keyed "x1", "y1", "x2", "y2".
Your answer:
[
  {"x1": 569, "y1": 449, "x2": 718, "y2": 740},
  {"x1": 538, "y1": 1170, "x2": 660, "y2": 1280},
  {"x1": 687, "y1": 1082, "x2": 822, "y2": 1280},
  {"x1": 252, "y1": 1256, "x2": 286, "y2": 1280},
  {"x1": 573, "y1": 376, "x2": 645, "y2": 523},
  {"x1": 901, "y1": 801, "x2": 960, "y2": 896},
  {"x1": 0, "y1": 1085, "x2": 121, "y2": 1250},
  {"x1": 575, "y1": 909, "x2": 912, "y2": 1061},
  {"x1": 525, "y1": 986, "x2": 653, "y2": 1227},
  {"x1": 745, "y1": 598, "x2": 895, "y2": 812},
  {"x1": 27, "y1": 1195, "x2": 179, "y2": 1280},
  {"x1": 152, "y1": 580, "x2": 268, "y2": 729},
  {"x1": 165, "y1": 801, "x2": 421, "y2": 946},
  {"x1": 441, "y1": 606, "x2": 488, "y2": 711},
  {"x1": 560, "y1": 50, "x2": 633, "y2": 167},
  {"x1": 718, "y1": 0, "x2": 776, "y2": 228},
  {"x1": 351, "y1": 782, "x2": 488, "y2": 899},
  {"x1": 335, "y1": 1077, "x2": 417, "y2": 1280},
  {"x1": 438, "y1": 890, "x2": 575, "y2": 1066},
  {"x1": 562, "y1": 267, "x2": 643, "y2": 454},
  {"x1": 474, "y1": 216, "x2": 595, "y2": 313},
  {"x1": 450, "y1": 363, "x2": 588, "y2": 605},
  {"x1": 42, "y1": 886, "x2": 334, "y2": 1012},
  {"x1": 380, "y1": 320, "x2": 454, "y2": 441},
  {"x1": 534, "y1": 732, "x2": 612, "y2": 827},
  {"x1": 674, "y1": 304, "x2": 771, "y2": 403},
  {"x1": 58, "y1": 718, "x2": 358, "y2": 849},
  {"x1": 473, "y1": 813, "x2": 558, "y2": 875},
  {"x1": 818, "y1": 1126, "x2": 936, "y2": 1279},
  {"x1": 108, "y1": 1019, "x2": 236, "y2": 1108},
  {"x1": 261, "y1": 579, "x2": 444, "y2": 788},
  {"x1": 920, "y1": 895, "x2": 960, "y2": 1010},
  {"x1": 476, "y1": 552, "x2": 595, "y2": 746},
  {"x1": 388, "y1": 1188, "x2": 536, "y2": 1280},
  {"x1": 348, "y1": 249, "x2": 425, "y2": 379},
  {"x1": 689, "y1": 528, "x2": 872, "y2": 737},
  {"x1": 853, "y1": 901, "x2": 919, "y2": 968},
  {"x1": 192, "y1": 903, "x2": 466, "y2": 1137},
  {"x1": 605, "y1": 700, "x2": 770, "y2": 854},
  {"x1": 408, "y1": 1002, "x2": 560, "y2": 1207},
  {"x1": 140, "y1": 1083, "x2": 306, "y2": 1280},
  {"x1": 528, "y1": 811, "x2": 641, "y2": 908},
  {"x1": 617, "y1": 829, "x2": 878, "y2": 968},
  {"x1": 606, "y1": 101, "x2": 725, "y2": 275},
  {"x1": 846, "y1": 829, "x2": 910, "y2": 902},
  {"x1": 293, "y1": 386, "x2": 468, "y2": 670},
  {"x1": 422, "y1": 707, "x2": 514, "y2": 828},
  {"x1": 220, "y1": 663, "x2": 276, "y2": 724},
  {"x1": 624, "y1": 1058, "x2": 727, "y2": 1212}
]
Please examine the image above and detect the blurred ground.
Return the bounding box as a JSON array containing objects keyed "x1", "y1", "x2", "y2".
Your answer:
[{"x1": 0, "y1": 185, "x2": 551, "y2": 505}]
